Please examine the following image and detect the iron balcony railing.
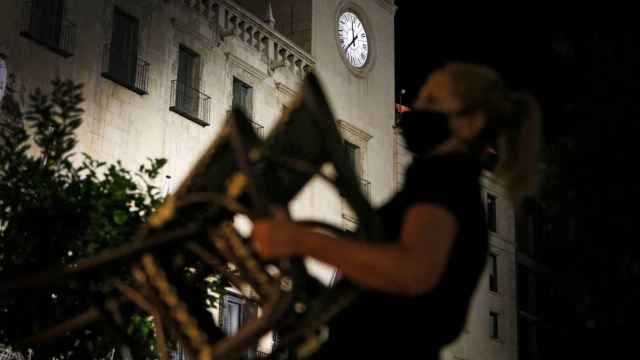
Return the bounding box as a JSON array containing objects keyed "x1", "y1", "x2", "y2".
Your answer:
[
  {"x1": 101, "y1": 43, "x2": 150, "y2": 95},
  {"x1": 170, "y1": 80, "x2": 212, "y2": 127}
]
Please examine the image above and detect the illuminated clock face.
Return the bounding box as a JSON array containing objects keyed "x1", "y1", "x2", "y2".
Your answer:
[{"x1": 336, "y1": 11, "x2": 369, "y2": 68}]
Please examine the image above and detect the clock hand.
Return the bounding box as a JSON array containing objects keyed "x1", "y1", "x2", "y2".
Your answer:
[
  {"x1": 346, "y1": 34, "x2": 358, "y2": 50},
  {"x1": 351, "y1": 19, "x2": 354, "y2": 41}
]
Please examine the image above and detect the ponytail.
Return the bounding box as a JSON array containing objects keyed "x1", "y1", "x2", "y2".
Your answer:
[
  {"x1": 441, "y1": 63, "x2": 542, "y2": 208},
  {"x1": 494, "y1": 93, "x2": 542, "y2": 208}
]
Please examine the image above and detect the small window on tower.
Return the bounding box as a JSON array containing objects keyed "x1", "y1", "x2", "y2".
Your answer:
[
  {"x1": 487, "y1": 193, "x2": 497, "y2": 233},
  {"x1": 490, "y1": 311, "x2": 500, "y2": 340},
  {"x1": 489, "y1": 253, "x2": 498, "y2": 292}
]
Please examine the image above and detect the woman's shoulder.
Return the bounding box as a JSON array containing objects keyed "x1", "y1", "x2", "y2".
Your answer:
[{"x1": 402, "y1": 153, "x2": 482, "y2": 213}]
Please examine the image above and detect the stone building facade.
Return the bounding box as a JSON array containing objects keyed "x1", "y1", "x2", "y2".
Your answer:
[{"x1": 1, "y1": 0, "x2": 518, "y2": 358}]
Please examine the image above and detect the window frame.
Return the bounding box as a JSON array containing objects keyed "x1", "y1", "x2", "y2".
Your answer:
[
  {"x1": 487, "y1": 193, "x2": 498, "y2": 233},
  {"x1": 489, "y1": 311, "x2": 500, "y2": 340},
  {"x1": 489, "y1": 252, "x2": 499, "y2": 293}
]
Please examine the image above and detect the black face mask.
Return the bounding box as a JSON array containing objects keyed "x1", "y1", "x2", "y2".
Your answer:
[{"x1": 397, "y1": 110, "x2": 453, "y2": 156}]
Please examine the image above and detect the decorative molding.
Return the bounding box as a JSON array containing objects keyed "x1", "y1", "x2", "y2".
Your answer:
[
  {"x1": 275, "y1": 81, "x2": 296, "y2": 98},
  {"x1": 225, "y1": 52, "x2": 268, "y2": 82},
  {"x1": 481, "y1": 176, "x2": 508, "y2": 199},
  {"x1": 342, "y1": 214, "x2": 358, "y2": 231},
  {"x1": 481, "y1": 169, "x2": 508, "y2": 188},
  {"x1": 489, "y1": 236, "x2": 516, "y2": 254},
  {"x1": 336, "y1": 119, "x2": 372, "y2": 143}
]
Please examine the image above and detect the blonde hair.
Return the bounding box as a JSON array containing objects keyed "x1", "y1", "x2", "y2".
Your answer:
[{"x1": 440, "y1": 63, "x2": 542, "y2": 208}]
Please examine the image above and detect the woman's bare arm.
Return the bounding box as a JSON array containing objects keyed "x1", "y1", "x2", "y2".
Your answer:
[{"x1": 252, "y1": 204, "x2": 458, "y2": 296}]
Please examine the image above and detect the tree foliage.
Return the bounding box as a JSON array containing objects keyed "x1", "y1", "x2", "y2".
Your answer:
[{"x1": 0, "y1": 77, "x2": 167, "y2": 359}]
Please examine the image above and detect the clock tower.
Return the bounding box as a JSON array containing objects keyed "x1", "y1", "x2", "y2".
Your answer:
[{"x1": 307, "y1": 0, "x2": 397, "y2": 216}]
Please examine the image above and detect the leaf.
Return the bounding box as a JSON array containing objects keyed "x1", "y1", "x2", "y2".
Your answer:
[
  {"x1": 113, "y1": 210, "x2": 128, "y2": 225},
  {"x1": 1, "y1": 78, "x2": 166, "y2": 358}
]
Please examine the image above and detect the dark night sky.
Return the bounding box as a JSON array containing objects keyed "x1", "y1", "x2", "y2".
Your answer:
[
  {"x1": 393, "y1": 4, "x2": 561, "y2": 129},
  {"x1": 394, "y1": 8, "x2": 547, "y2": 93}
]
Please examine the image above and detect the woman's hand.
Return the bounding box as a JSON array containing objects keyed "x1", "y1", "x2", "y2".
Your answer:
[{"x1": 251, "y1": 207, "x2": 302, "y2": 259}]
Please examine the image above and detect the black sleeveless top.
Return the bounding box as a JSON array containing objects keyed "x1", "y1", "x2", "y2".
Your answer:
[{"x1": 311, "y1": 153, "x2": 488, "y2": 359}]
